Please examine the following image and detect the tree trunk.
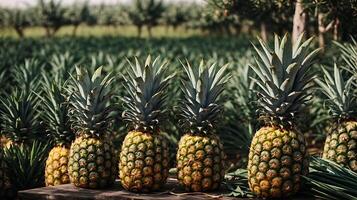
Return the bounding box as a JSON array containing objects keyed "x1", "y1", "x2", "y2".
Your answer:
[
  {"x1": 137, "y1": 25, "x2": 142, "y2": 38},
  {"x1": 318, "y1": 13, "x2": 325, "y2": 49},
  {"x1": 317, "y1": 12, "x2": 335, "y2": 49},
  {"x1": 72, "y1": 25, "x2": 79, "y2": 37},
  {"x1": 45, "y1": 27, "x2": 51, "y2": 37},
  {"x1": 292, "y1": 0, "x2": 306, "y2": 44},
  {"x1": 260, "y1": 22, "x2": 268, "y2": 42},
  {"x1": 14, "y1": 27, "x2": 24, "y2": 38},
  {"x1": 52, "y1": 26, "x2": 61, "y2": 36},
  {"x1": 147, "y1": 25, "x2": 152, "y2": 38},
  {"x1": 318, "y1": 30, "x2": 325, "y2": 50},
  {"x1": 333, "y1": 17, "x2": 340, "y2": 41},
  {"x1": 147, "y1": 26, "x2": 152, "y2": 38}
]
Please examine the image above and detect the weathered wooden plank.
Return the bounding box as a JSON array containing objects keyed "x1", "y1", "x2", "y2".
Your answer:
[
  {"x1": 18, "y1": 177, "x2": 314, "y2": 200},
  {"x1": 18, "y1": 178, "x2": 239, "y2": 200}
]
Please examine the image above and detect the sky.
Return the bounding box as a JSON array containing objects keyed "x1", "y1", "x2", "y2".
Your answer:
[{"x1": 0, "y1": 0, "x2": 204, "y2": 8}]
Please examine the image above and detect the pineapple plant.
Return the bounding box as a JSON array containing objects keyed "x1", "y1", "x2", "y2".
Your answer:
[
  {"x1": 315, "y1": 64, "x2": 357, "y2": 172},
  {"x1": 119, "y1": 56, "x2": 174, "y2": 192},
  {"x1": 0, "y1": 109, "x2": 5, "y2": 197},
  {"x1": 67, "y1": 66, "x2": 117, "y2": 189},
  {"x1": 0, "y1": 90, "x2": 41, "y2": 147},
  {"x1": 3, "y1": 140, "x2": 49, "y2": 191},
  {"x1": 247, "y1": 34, "x2": 320, "y2": 198},
  {"x1": 0, "y1": 148, "x2": 13, "y2": 199},
  {"x1": 176, "y1": 60, "x2": 230, "y2": 192},
  {"x1": 221, "y1": 63, "x2": 258, "y2": 171},
  {"x1": 0, "y1": 89, "x2": 48, "y2": 194},
  {"x1": 304, "y1": 157, "x2": 357, "y2": 199},
  {"x1": 40, "y1": 74, "x2": 75, "y2": 186},
  {"x1": 0, "y1": 59, "x2": 43, "y2": 147}
]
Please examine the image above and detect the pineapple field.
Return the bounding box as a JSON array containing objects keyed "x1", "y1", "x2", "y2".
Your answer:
[{"x1": 1, "y1": 0, "x2": 357, "y2": 200}]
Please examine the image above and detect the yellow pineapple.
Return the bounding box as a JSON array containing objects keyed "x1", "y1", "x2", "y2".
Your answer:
[
  {"x1": 316, "y1": 64, "x2": 357, "y2": 172},
  {"x1": 119, "y1": 56, "x2": 174, "y2": 192},
  {"x1": 40, "y1": 76, "x2": 75, "y2": 186},
  {"x1": 67, "y1": 67, "x2": 117, "y2": 189},
  {"x1": 177, "y1": 61, "x2": 230, "y2": 192},
  {"x1": 247, "y1": 34, "x2": 320, "y2": 198}
]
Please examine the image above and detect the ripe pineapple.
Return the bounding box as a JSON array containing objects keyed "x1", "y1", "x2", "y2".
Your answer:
[
  {"x1": 119, "y1": 56, "x2": 174, "y2": 192},
  {"x1": 247, "y1": 34, "x2": 320, "y2": 198},
  {"x1": 316, "y1": 64, "x2": 357, "y2": 172},
  {"x1": 40, "y1": 76, "x2": 75, "y2": 186},
  {"x1": 177, "y1": 61, "x2": 230, "y2": 192},
  {"x1": 67, "y1": 67, "x2": 117, "y2": 189}
]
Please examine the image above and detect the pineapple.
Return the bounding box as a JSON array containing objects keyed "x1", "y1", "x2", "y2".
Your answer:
[
  {"x1": 316, "y1": 64, "x2": 357, "y2": 172},
  {"x1": 119, "y1": 56, "x2": 174, "y2": 192},
  {"x1": 67, "y1": 67, "x2": 117, "y2": 189},
  {"x1": 177, "y1": 61, "x2": 230, "y2": 192},
  {"x1": 40, "y1": 75, "x2": 75, "y2": 186},
  {"x1": 247, "y1": 34, "x2": 320, "y2": 198}
]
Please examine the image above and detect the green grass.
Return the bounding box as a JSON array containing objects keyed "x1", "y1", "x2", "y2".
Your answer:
[{"x1": 0, "y1": 25, "x2": 203, "y2": 38}]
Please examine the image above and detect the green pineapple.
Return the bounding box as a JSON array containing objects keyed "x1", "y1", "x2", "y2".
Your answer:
[
  {"x1": 176, "y1": 61, "x2": 230, "y2": 192},
  {"x1": 67, "y1": 67, "x2": 117, "y2": 189},
  {"x1": 119, "y1": 56, "x2": 174, "y2": 192},
  {"x1": 316, "y1": 64, "x2": 357, "y2": 172},
  {"x1": 247, "y1": 34, "x2": 320, "y2": 198}
]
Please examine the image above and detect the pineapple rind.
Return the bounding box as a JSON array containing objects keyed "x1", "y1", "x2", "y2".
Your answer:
[
  {"x1": 119, "y1": 131, "x2": 169, "y2": 192},
  {"x1": 177, "y1": 134, "x2": 225, "y2": 192},
  {"x1": 45, "y1": 146, "x2": 70, "y2": 186},
  {"x1": 323, "y1": 120, "x2": 357, "y2": 172},
  {"x1": 248, "y1": 126, "x2": 308, "y2": 198},
  {"x1": 68, "y1": 136, "x2": 117, "y2": 189}
]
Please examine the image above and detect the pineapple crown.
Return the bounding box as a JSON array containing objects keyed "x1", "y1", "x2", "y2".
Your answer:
[
  {"x1": 68, "y1": 66, "x2": 116, "y2": 138},
  {"x1": 0, "y1": 90, "x2": 41, "y2": 144},
  {"x1": 250, "y1": 33, "x2": 321, "y2": 128},
  {"x1": 37, "y1": 73, "x2": 74, "y2": 146},
  {"x1": 179, "y1": 60, "x2": 230, "y2": 135},
  {"x1": 122, "y1": 55, "x2": 174, "y2": 134},
  {"x1": 315, "y1": 64, "x2": 357, "y2": 120},
  {"x1": 334, "y1": 37, "x2": 357, "y2": 77}
]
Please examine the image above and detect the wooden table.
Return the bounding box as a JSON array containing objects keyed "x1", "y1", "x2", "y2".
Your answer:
[{"x1": 18, "y1": 178, "x2": 239, "y2": 200}]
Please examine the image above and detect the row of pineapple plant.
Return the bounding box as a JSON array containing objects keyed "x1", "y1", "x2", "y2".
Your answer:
[
  {"x1": 0, "y1": 34, "x2": 356, "y2": 199},
  {"x1": 0, "y1": 60, "x2": 49, "y2": 199},
  {"x1": 0, "y1": 53, "x2": 230, "y2": 196}
]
